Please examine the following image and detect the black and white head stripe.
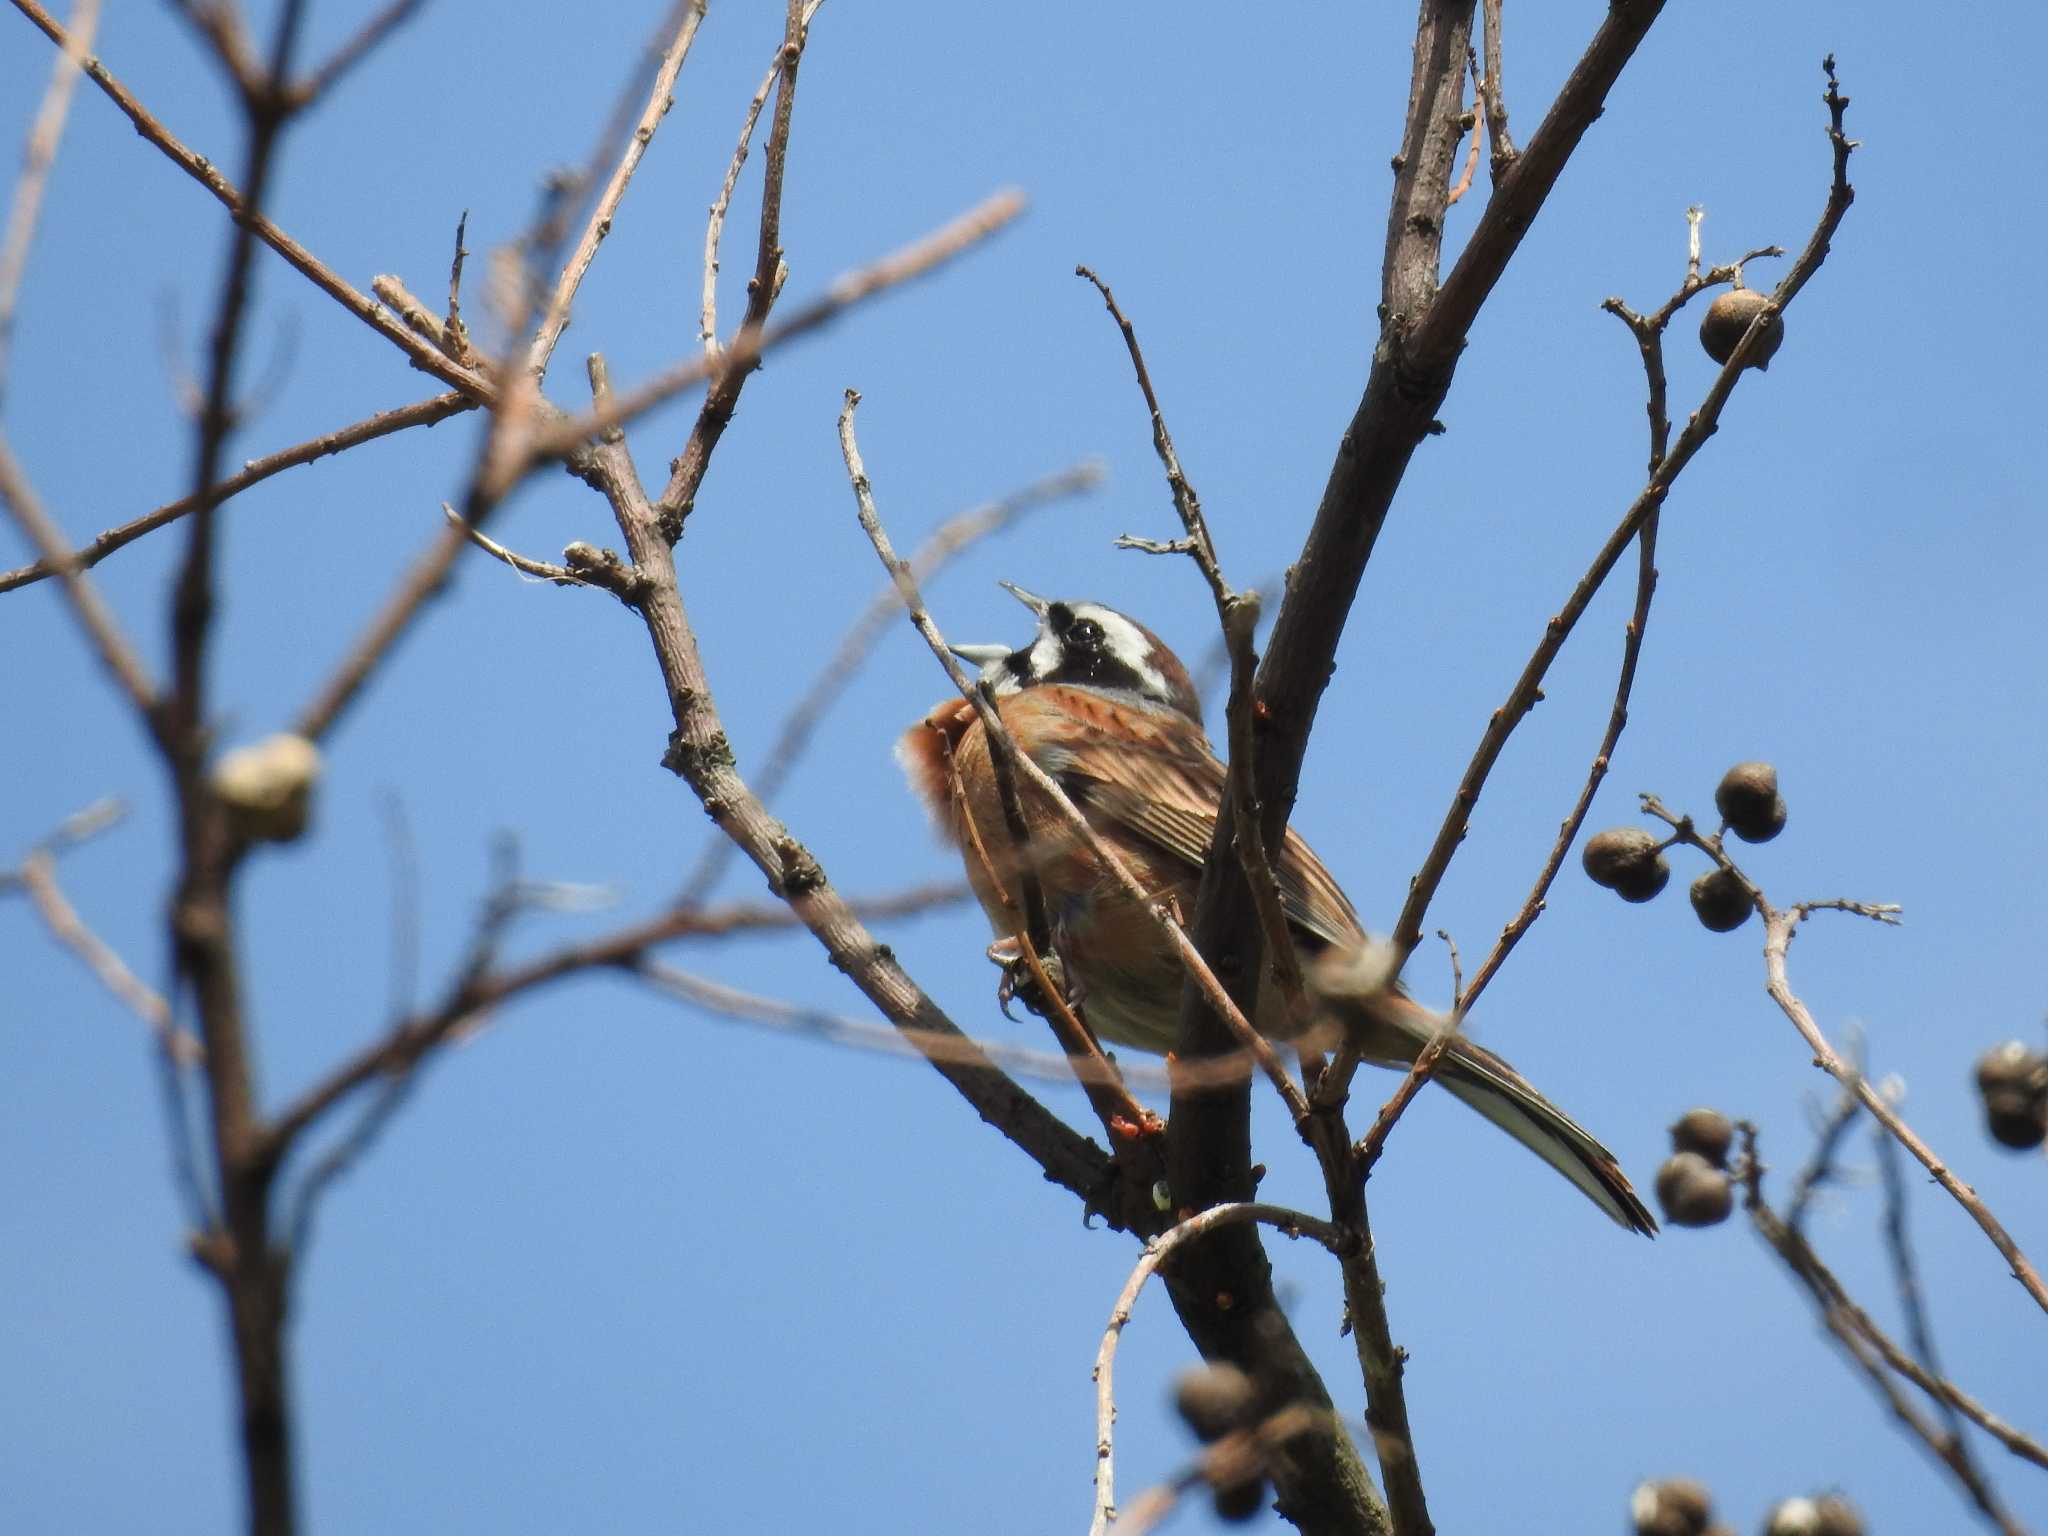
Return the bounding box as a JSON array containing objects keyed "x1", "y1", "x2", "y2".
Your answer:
[{"x1": 951, "y1": 588, "x2": 1202, "y2": 724}]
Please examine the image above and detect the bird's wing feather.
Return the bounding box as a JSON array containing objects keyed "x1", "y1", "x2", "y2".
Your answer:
[{"x1": 1033, "y1": 702, "x2": 1363, "y2": 948}]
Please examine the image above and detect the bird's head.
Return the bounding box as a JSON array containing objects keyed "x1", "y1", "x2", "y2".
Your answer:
[{"x1": 949, "y1": 583, "x2": 1202, "y2": 724}]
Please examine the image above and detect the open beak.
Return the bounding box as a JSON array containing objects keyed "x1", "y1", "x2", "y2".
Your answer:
[
  {"x1": 998, "y1": 581, "x2": 1049, "y2": 616},
  {"x1": 948, "y1": 642, "x2": 1011, "y2": 667}
]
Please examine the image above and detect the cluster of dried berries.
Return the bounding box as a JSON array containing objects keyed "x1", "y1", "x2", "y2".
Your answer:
[
  {"x1": 1974, "y1": 1041, "x2": 2048, "y2": 1151},
  {"x1": 1171, "y1": 1364, "x2": 1268, "y2": 1522},
  {"x1": 1654, "y1": 1108, "x2": 1736, "y2": 1228},
  {"x1": 1583, "y1": 763, "x2": 1784, "y2": 933},
  {"x1": 1630, "y1": 1479, "x2": 1864, "y2": 1536}
]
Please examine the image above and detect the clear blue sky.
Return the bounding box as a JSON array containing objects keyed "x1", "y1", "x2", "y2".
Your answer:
[{"x1": 5, "y1": 2, "x2": 2046, "y2": 1532}]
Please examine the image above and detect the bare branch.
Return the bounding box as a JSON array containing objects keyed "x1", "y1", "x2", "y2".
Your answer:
[
  {"x1": 1642, "y1": 795, "x2": 2047, "y2": 1318},
  {"x1": 1090, "y1": 1202, "x2": 1347, "y2": 1536},
  {"x1": 525, "y1": 0, "x2": 708, "y2": 379},
  {"x1": 523, "y1": 189, "x2": 1027, "y2": 471},
  {"x1": 0, "y1": 0, "x2": 98, "y2": 406},
  {"x1": 677, "y1": 460, "x2": 1102, "y2": 904},
  {"x1": 657, "y1": 0, "x2": 819, "y2": 529},
  {"x1": 285, "y1": 0, "x2": 425, "y2": 110},
  {"x1": 1477, "y1": 0, "x2": 1517, "y2": 176},
  {"x1": 11, "y1": 0, "x2": 497, "y2": 399},
  {"x1": 1318, "y1": 71, "x2": 1858, "y2": 1105},
  {"x1": 442, "y1": 504, "x2": 589, "y2": 587},
  {"x1": 698, "y1": 5, "x2": 825, "y2": 355},
  {"x1": 0, "y1": 392, "x2": 472, "y2": 595},
  {"x1": 0, "y1": 434, "x2": 161, "y2": 724},
  {"x1": 9, "y1": 841, "x2": 199, "y2": 1064},
  {"x1": 1075, "y1": 267, "x2": 1311, "y2": 1050},
  {"x1": 1743, "y1": 1128, "x2": 2037, "y2": 1532}
]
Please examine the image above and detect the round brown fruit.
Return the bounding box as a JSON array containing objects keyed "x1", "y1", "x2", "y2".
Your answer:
[
  {"x1": 1689, "y1": 868, "x2": 1752, "y2": 933},
  {"x1": 1669, "y1": 1108, "x2": 1735, "y2": 1169},
  {"x1": 1655, "y1": 1152, "x2": 1734, "y2": 1228},
  {"x1": 1699, "y1": 287, "x2": 1784, "y2": 370},
  {"x1": 1714, "y1": 761, "x2": 1786, "y2": 843}
]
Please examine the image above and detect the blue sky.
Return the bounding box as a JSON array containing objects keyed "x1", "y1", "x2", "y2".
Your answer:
[{"x1": 4, "y1": 2, "x2": 2046, "y2": 1532}]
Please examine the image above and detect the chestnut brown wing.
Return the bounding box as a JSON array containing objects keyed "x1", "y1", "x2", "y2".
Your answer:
[{"x1": 1028, "y1": 696, "x2": 1365, "y2": 950}]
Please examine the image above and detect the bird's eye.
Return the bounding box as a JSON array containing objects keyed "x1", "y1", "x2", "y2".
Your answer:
[{"x1": 1069, "y1": 617, "x2": 1104, "y2": 651}]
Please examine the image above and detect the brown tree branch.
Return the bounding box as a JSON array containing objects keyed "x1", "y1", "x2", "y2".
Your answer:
[
  {"x1": 1643, "y1": 794, "x2": 2048, "y2": 1320},
  {"x1": 676, "y1": 458, "x2": 1102, "y2": 904},
  {"x1": 9, "y1": 0, "x2": 498, "y2": 399},
  {"x1": 1317, "y1": 62, "x2": 1855, "y2": 1107},
  {"x1": 525, "y1": 0, "x2": 708, "y2": 380},
  {"x1": 0, "y1": 392, "x2": 472, "y2": 595},
  {"x1": 0, "y1": 434, "x2": 162, "y2": 724},
  {"x1": 1091, "y1": 1202, "x2": 1347, "y2": 1536},
  {"x1": 285, "y1": 0, "x2": 424, "y2": 110},
  {"x1": 1077, "y1": 266, "x2": 1311, "y2": 1044},
  {"x1": 5, "y1": 813, "x2": 200, "y2": 1064},
  {"x1": 1476, "y1": 0, "x2": 1516, "y2": 176},
  {"x1": 1742, "y1": 1129, "x2": 2036, "y2": 1533},
  {"x1": 0, "y1": 0, "x2": 97, "y2": 405},
  {"x1": 656, "y1": 0, "x2": 817, "y2": 532}
]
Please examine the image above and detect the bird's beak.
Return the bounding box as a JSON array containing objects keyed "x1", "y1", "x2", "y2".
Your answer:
[
  {"x1": 949, "y1": 642, "x2": 1011, "y2": 667},
  {"x1": 998, "y1": 581, "x2": 1049, "y2": 616}
]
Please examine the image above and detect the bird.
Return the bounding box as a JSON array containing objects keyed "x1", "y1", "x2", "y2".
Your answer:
[{"x1": 897, "y1": 582, "x2": 1656, "y2": 1235}]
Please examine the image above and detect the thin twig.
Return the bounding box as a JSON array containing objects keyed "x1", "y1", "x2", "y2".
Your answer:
[
  {"x1": 0, "y1": 0, "x2": 99, "y2": 406},
  {"x1": 0, "y1": 434, "x2": 160, "y2": 723},
  {"x1": 1786, "y1": 1078, "x2": 1862, "y2": 1235},
  {"x1": 636, "y1": 960, "x2": 1259, "y2": 1096},
  {"x1": 699, "y1": 12, "x2": 815, "y2": 353},
  {"x1": 1455, "y1": 212, "x2": 1746, "y2": 1015},
  {"x1": 11, "y1": 847, "x2": 200, "y2": 1063},
  {"x1": 657, "y1": 0, "x2": 818, "y2": 529},
  {"x1": 11, "y1": 0, "x2": 498, "y2": 400},
  {"x1": 525, "y1": 0, "x2": 708, "y2": 379},
  {"x1": 1077, "y1": 266, "x2": 1310, "y2": 1040},
  {"x1": 1320, "y1": 77, "x2": 1858, "y2": 1107},
  {"x1": 1875, "y1": 1124, "x2": 1985, "y2": 1465},
  {"x1": 285, "y1": 0, "x2": 424, "y2": 108},
  {"x1": 1090, "y1": 1202, "x2": 1347, "y2": 1536},
  {"x1": 524, "y1": 189, "x2": 1027, "y2": 469},
  {"x1": 1110, "y1": 1405, "x2": 1323, "y2": 1536},
  {"x1": 259, "y1": 880, "x2": 971, "y2": 1162},
  {"x1": 0, "y1": 392, "x2": 471, "y2": 594},
  {"x1": 1477, "y1": 0, "x2": 1516, "y2": 175},
  {"x1": 1643, "y1": 795, "x2": 2047, "y2": 1318},
  {"x1": 1444, "y1": 78, "x2": 1480, "y2": 208},
  {"x1": 1743, "y1": 1129, "x2": 2036, "y2": 1532},
  {"x1": 675, "y1": 460, "x2": 1102, "y2": 903},
  {"x1": 441, "y1": 504, "x2": 588, "y2": 586}
]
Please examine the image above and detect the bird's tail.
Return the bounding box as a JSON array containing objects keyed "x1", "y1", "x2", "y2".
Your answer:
[
  {"x1": 1429, "y1": 1034, "x2": 1658, "y2": 1236},
  {"x1": 1324, "y1": 973, "x2": 1657, "y2": 1236}
]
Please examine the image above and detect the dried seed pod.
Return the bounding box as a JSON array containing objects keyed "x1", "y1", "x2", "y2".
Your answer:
[
  {"x1": 1583, "y1": 827, "x2": 1670, "y2": 902},
  {"x1": 1975, "y1": 1042, "x2": 2048, "y2": 1150},
  {"x1": 1689, "y1": 868, "x2": 1752, "y2": 933},
  {"x1": 1630, "y1": 1476, "x2": 1715, "y2": 1536},
  {"x1": 1669, "y1": 1108, "x2": 1735, "y2": 1169},
  {"x1": 1654, "y1": 1152, "x2": 1734, "y2": 1228},
  {"x1": 1173, "y1": 1363, "x2": 1257, "y2": 1443},
  {"x1": 1714, "y1": 761, "x2": 1787, "y2": 843},
  {"x1": 1699, "y1": 286, "x2": 1784, "y2": 370}
]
